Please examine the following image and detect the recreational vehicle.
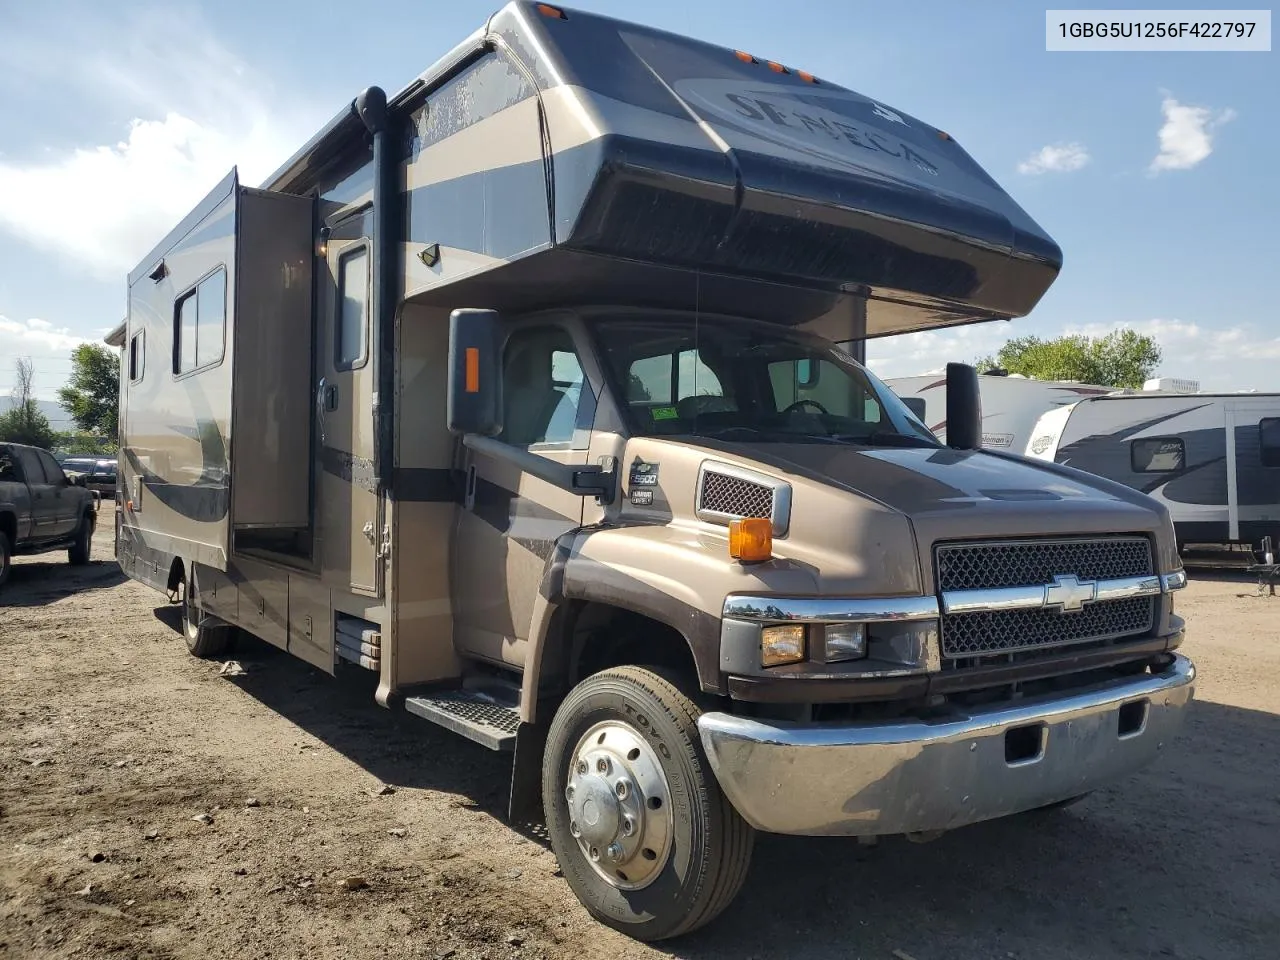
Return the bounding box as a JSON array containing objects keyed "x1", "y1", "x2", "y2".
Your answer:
[
  {"x1": 1026, "y1": 391, "x2": 1280, "y2": 548},
  {"x1": 887, "y1": 371, "x2": 1112, "y2": 451},
  {"x1": 112, "y1": 2, "x2": 1195, "y2": 940}
]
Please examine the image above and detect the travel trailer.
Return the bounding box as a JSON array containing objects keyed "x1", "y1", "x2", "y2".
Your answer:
[
  {"x1": 1026, "y1": 391, "x2": 1280, "y2": 548},
  {"x1": 886, "y1": 372, "x2": 1112, "y2": 451},
  {"x1": 111, "y1": 2, "x2": 1194, "y2": 940}
]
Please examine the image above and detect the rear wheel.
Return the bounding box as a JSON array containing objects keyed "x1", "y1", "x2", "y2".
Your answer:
[
  {"x1": 181, "y1": 572, "x2": 233, "y2": 658},
  {"x1": 68, "y1": 512, "x2": 94, "y2": 565},
  {"x1": 542, "y1": 666, "x2": 754, "y2": 941}
]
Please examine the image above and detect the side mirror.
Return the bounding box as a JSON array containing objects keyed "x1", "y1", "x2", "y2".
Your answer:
[
  {"x1": 945, "y1": 362, "x2": 982, "y2": 450},
  {"x1": 447, "y1": 308, "x2": 504, "y2": 437},
  {"x1": 901, "y1": 397, "x2": 927, "y2": 422}
]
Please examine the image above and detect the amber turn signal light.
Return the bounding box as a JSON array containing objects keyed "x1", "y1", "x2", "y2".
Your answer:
[
  {"x1": 729, "y1": 517, "x2": 773, "y2": 563},
  {"x1": 536, "y1": 3, "x2": 566, "y2": 18}
]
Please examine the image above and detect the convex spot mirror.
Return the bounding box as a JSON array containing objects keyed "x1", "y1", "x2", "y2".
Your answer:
[{"x1": 447, "y1": 308, "x2": 504, "y2": 437}]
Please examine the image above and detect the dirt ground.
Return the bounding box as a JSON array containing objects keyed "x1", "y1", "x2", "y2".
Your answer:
[{"x1": 2, "y1": 531, "x2": 1278, "y2": 960}]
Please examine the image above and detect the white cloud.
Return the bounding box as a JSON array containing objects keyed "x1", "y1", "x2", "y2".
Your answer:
[
  {"x1": 0, "y1": 314, "x2": 90, "y2": 355},
  {"x1": 1149, "y1": 96, "x2": 1236, "y2": 174},
  {"x1": 0, "y1": 8, "x2": 325, "y2": 281},
  {"x1": 867, "y1": 317, "x2": 1280, "y2": 392},
  {"x1": 1017, "y1": 142, "x2": 1091, "y2": 175}
]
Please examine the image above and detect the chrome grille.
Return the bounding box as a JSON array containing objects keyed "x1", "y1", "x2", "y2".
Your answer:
[
  {"x1": 942, "y1": 596, "x2": 1155, "y2": 657},
  {"x1": 698, "y1": 471, "x2": 773, "y2": 519},
  {"x1": 937, "y1": 537, "x2": 1152, "y2": 591},
  {"x1": 937, "y1": 537, "x2": 1156, "y2": 659}
]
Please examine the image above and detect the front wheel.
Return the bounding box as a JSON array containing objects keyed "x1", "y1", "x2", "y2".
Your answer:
[
  {"x1": 0, "y1": 530, "x2": 11, "y2": 587},
  {"x1": 181, "y1": 572, "x2": 233, "y2": 658},
  {"x1": 542, "y1": 666, "x2": 754, "y2": 942},
  {"x1": 68, "y1": 512, "x2": 94, "y2": 565}
]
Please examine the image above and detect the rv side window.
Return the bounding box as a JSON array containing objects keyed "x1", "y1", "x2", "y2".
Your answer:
[
  {"x1": 336, "y1": 246, "x2": 369, "y2": 369},
  {"x1": 1131, "y1": 437, "x2": 1185, "y2": 473},
  {"x1": 173, "y1": 267, "x2": 227, "y2": 376},
  {"x1": 1261, "y1": 418, "x2": 1280, "y2": 468},
  {"x1": 129, "y1": 330, "x2": 144, "y2": 382},
  {"x1": 500, "y1": 328, "x2": 592, "y2": 448}
]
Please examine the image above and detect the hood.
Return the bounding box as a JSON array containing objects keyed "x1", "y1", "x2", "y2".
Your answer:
[{"x1": 693, "y1": 439, "x2": 1169, "y2": 549}]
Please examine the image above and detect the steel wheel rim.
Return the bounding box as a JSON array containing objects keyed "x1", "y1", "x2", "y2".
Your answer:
[
  {"x1": 182, "y1": 578, "x2": 199, "y2": 639},
  {"x1": 565, "y1": 720, "x2": 674, "y2": 891}
]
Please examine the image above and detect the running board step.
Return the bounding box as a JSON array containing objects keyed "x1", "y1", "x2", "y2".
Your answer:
[{"x1": 404, "y1": 690, "x2": 521, "y2": 752}]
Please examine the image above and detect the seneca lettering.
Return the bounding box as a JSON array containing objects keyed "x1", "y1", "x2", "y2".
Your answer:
[
  {"x1": 864, "y1": 130, "x2": 902, "y2": 158},
  {"x1": 723, "y1": 93, "x2": 764, "y2": 120},
  {"x1": 832, "y1": 120, "x2": 876, "y2": 152},
  {"x1": 793, "y1": 112, "x2": 842, "y2": 140},
  {"x1": 753, "y1": 99, "x2": 794, "y2": 128}
]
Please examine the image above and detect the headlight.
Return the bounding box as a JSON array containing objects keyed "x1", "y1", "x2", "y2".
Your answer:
[
  {"x1": 823, "y1": 623, "x2": 867, "y2": 662},
  {"x1": 760, "y1": 624, "x2": 805, "y2": 666}
]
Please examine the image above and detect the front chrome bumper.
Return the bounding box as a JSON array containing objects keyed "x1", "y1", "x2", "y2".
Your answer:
[{"x1": 697, "y1": 653, "x2": 1196, "y2": 837}]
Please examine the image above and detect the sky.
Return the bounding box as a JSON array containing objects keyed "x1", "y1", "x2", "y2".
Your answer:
[{"x1": 0, "y1": 0, "x2": 1276, "y2": 402}]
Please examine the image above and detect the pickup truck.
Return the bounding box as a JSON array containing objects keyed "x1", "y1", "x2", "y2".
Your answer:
[{"x1": 0, "y1": 442, "x2": 98, "y2": 586}]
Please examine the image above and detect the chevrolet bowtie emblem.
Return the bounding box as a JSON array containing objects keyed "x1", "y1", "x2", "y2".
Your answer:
[{"x1": 1044, "y1": 574, "x2": 1096, "y2": 613}]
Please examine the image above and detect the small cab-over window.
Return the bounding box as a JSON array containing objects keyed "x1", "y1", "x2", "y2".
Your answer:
[
  {"x1": 1261, "y1": 418, "x2": 1280, "y2": 468},
  {"x1": 174, "y1": 268, "x2": 227, "y2": 376},
  {"x1": 1131, "y1": 436, "x2": 1185, "y2": 473},
  {"x1": 129, "y1": 330, "x2": 144, "y2": 382}
]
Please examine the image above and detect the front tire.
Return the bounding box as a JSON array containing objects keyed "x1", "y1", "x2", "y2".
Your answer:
[
  {"x1": 181, "y1": 572, "x2": 232, "y2": 658},
  {"x1": 68, "y1": 512, "x2": 94, "y2": 565},
  {"x1": 542, "y1": 666, "x2": 754, "y2": 941}
]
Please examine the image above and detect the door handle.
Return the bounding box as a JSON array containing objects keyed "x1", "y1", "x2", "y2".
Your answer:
[{"x1": 316, "y1": 378, "x2": 338, "y2": 443}]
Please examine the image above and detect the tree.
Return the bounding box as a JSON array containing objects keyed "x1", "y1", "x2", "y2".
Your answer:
[
  {"x1": 0, "y1": 358, "x2": 55, "y2": 448},
  {"x1": 57, "y1": 343, "x2": 120, "y2": 440},
  {"x1": 975, "y1": 330, "x2": 1161, "y2": 388}
]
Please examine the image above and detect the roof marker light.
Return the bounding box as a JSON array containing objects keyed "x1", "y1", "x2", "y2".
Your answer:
[
  {"x1": 536, "y1": 3, "x2": 566, "y2": 19},
  {"x1": 797, "y1": 70, "x2": 818, "y2": 84},
  {"x1": 767, "y1": 61, "x2": 788, "y2": 74},
  {"x1": 735, "y1": 50, "x2": 757, "y2": 63}
]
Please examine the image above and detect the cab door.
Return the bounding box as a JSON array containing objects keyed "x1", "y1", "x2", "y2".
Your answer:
[
  {"x1": 36, "y1": 450, "x2": 80, "y2": 538},
  {"x1": 450, "y1": 323, "x2": 599, "y2": 666},
  {"x1": 314, "y1": 211, "x2": 381, "y2": 596},
  {"x1": 13, "y1": 447, "x2": 59, "y2": 541}
]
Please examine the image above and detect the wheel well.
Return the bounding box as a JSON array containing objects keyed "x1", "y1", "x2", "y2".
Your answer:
[
  {"x1": 557, "y1": 601, "x2": 701, "y2": 690},
  {"x1": 0, "y1": 511, "x2": 15, "y2": 544},
  {"x1": 167, "y1": 558, "x2": 185, "y2": 593}
]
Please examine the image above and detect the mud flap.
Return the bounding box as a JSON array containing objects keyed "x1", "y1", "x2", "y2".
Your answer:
[{"x1": 508, "y1": 721, "x2": 548, "y2": 824}]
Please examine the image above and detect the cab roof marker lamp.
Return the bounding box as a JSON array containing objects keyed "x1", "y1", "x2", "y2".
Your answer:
[
  {"x1": 734, "y1": 50, "x2": 819, "y2": 82},
  {"x1": 536, "y1": 4, "x2": 566, "y2": 19}
]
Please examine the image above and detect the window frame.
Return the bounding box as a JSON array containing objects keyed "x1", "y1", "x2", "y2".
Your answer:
[
  {"x1": 129, "y1": 329, "x2": 145, "y2": 383},
  {"x1": 1130, "y1": 436, "x2": 1186, "y2": 474},
  {"x1": 1260, "y1": 417, "x2": 1280, "y2": 469},
  {"x1": 334, "y1": 241, "x2": 372, "y2": 372},
  {"x1": 499, "y1": 325, "x2": 595, "y2": 452},
  {"x1": 37, "y1": 450, "x2": 67, "y2": 486},
  {"x1": 13, "y1": 448, "x2": 44, "y2": 485},
  {"x1": 172, "y1": 265, "x2": 228, "y2": 380}
]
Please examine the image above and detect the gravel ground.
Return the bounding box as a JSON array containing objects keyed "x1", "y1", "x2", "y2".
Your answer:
[{"x1": 2, "y1": 530, "x2": 1278, "y2": 960}]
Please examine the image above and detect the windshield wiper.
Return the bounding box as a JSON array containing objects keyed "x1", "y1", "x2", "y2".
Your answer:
[{"x1": 693, "y1": 426, "x2": 842, "y2": 444}]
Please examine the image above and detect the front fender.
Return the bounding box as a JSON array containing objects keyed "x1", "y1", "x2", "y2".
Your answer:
[{"x1": 519, "y1": 522, "x2": 821, "y2": 717}]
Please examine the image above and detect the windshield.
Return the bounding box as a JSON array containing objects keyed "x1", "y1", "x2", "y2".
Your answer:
[{"x1": 596, "y1": 317, "x2": 939, "y2": 447}]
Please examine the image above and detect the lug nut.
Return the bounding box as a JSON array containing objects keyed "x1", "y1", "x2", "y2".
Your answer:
[
  {"x1": 614, "y1": 780, "x2": 630, "y2": 800},
  {"x1": 596, "y1": 757, "x2": 611, "y2": 774},
  {"x1": 589, "y1": 846, "x2": 600, "y2": 862},
  {"x1": 606, "y1": 843, "x2": 624, "y2": 862},
  {"x1": 565, "y1": 784, "x2": 575, "y2": 801},
  {"x1": 576, "y1": 760, "x2": 588, "y2": 775},
  {"x1": 570, "y1": 820, "x2": 581, "y2": 838},
  {"x1": 621, "y1": 817, "x2": 635, "y2": 836}
]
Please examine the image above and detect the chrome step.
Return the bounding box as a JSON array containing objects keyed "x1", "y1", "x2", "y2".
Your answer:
[{"x1": 404, "y1": 689, "x2": 521, "y2": 752}]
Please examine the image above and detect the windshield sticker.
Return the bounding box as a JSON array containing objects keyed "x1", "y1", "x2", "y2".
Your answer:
[{"x1": 651, "y1": 406, "x2": 678, "y2": 421}]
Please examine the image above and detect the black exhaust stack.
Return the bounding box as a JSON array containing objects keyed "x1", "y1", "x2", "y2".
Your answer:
[{"x1": 946, "y1": 362, "x2": 982, "y2": 451}]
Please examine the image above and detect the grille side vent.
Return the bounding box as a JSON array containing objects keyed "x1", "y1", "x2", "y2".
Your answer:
[{"x1": 695, "y1": 462, "x2": 791, "y2": 537}]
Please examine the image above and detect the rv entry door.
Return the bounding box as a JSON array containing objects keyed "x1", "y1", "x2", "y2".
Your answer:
[{"x1": 316, "y1": 214, "x2": 381, "y2": 596}]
